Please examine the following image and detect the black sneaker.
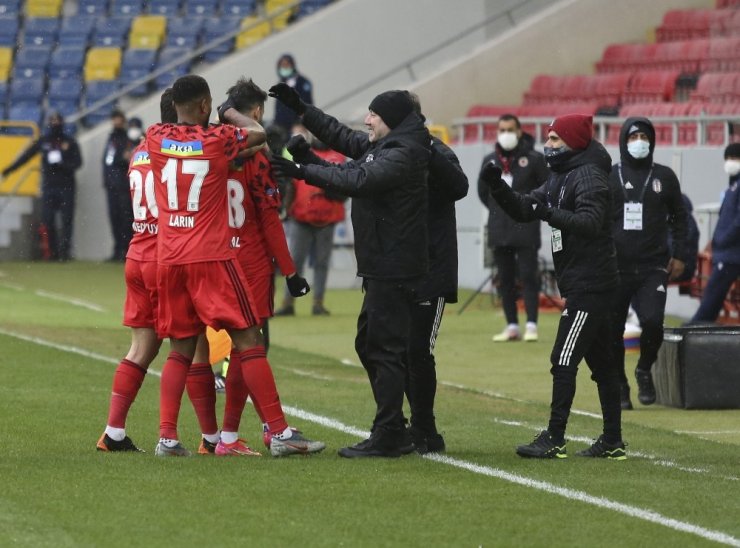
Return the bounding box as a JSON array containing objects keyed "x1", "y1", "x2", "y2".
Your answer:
[
  {"x1": 620, "y1": 382, "x2": 634, "y2": 410},
  {"x1": 516, "y1": 430, "x2": 567, "y2": 459},
  {"x1": 198, "y1": 438, "x2": 218, "y2": 455},
  {"x1": 635, "y1": 369, "x2": 656, "y2": 405},
  {"x1": 274, "y1": 305, "x2": 295, "y2": 317},
  {"x1": 311, "y1": 304, "x2": 331, "y2": 316},
  {"x1": 576, "y1": 435, "x2": 627, "y2": 460},
  {"x1": 399, "y1": 428, "x2": 415, "y2": 455},
  {"x1": 409, "y1": 425, "x2": 446, "y2": 454},
  {"x1": 96, "y1": 433, "x2": 144, "y2": 452},
  {"x1": 338, "y1": 432, "x2": 402, "y2": 458}
]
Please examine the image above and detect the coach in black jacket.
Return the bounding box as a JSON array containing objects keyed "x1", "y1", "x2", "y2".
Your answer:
[
  {"x1": 608, "y1": 117, "x2": 687, "y2": 409},
  {"x1": 483, "y1": 114, "x2": 625, "y2": 460},
  {"x1": 270, "y1": 85, "x2": 430, "y2": 458}
]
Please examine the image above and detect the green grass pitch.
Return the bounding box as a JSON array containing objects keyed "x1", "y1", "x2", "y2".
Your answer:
[{"x1": 0, "y1": 262, "x2": 738, "y2": 547}]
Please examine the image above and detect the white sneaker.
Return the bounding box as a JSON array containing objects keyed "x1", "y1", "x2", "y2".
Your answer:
[
  {"x1": 154, "y1": 440, "x2": 191, "y2": 457},
  {"x1": 492, "y1": 326, "x2": 521, "y2": 342},
  {"x1": 270, "y1": 431, "x2": 326, "y2": 457},
  {"x1": 523, "y1": 325, "x2": 538, "y2": 342}
]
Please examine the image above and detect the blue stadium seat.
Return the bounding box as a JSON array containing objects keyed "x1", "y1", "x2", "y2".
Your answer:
[
  {"x1": 221, "y1": 0, "x2": 256, "y2": 17},
  {"x1": 110, "y1": 0, "x2": 144, "y2": 17},
  {"x1": 0, "y1": 0, "x2": 20, "y2": 16},
  {"x1": 297, "y1": 0, "x2": 332, "y2": 19},
  {"x1": 186, "y1": 0, "x2": 219, "y2": 17},
  {"x1": 120, "y1": 49, "x2": 158, "y2": 96},
  {"x1": 49, "y1": 46, "x2": 87, "y2": 79},
  {"x1": 22, "y1": 17, "x2": 60, "y2": 47},
  {"x1": 58, "y1": 15, "x2": 96, "y2": 47},
  {"x1": 9, "y1": 78, "x2": 45, "y2": 103},
  {"x1": 148, "y1": 0, "x2": 181, "y2": 15},
  {"x1": 201, "y1": 16, "x2": 239, "y2": 63},
  {"x1": 154, "y1": 47, "x2": 190, "y2": 89},
  {"x1": 49, "y1": 100, "x2": 80, "y2": 119},
  {"x1": 48, "y1": 77, "x2": 85, "y2": 103},
  {"x1": 166, "y1": 17, "x2": 203, "y2": 48},
  {"x1": 8, "y1": 103, "x2": 43, "y2": 126},
  {"x1": 0, "y1": 15, "x2": 19, "y2": 46},
  {"x1": 92, "y1": 16, "x2": 132, "y2": 47},
  {"x1": 83, "y1": 79, "x2": 119, "y2": 126},
  {"x1": 78, "y1": 0, "x2": 109, "y2": 16},
  {"x1": 14, "y1": 45, "x2": 53, "y2": 70},
  {"x1": 0, "y1": 80, "x2": 8, "y2": 104},
  {"x1": 10, "y1": 66, "x2": 45, "y2": 82}
]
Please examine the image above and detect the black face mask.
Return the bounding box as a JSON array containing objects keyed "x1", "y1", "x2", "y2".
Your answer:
[
  {"x1": 543, "y1": 146, "x2": 577, "y2": 170},
  {"x1": 49, "y1": 124, "x2": 63, "y2": 137}
]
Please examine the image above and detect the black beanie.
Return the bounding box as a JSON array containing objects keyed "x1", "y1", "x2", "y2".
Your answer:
[
  {"x1": 368, "y1": 90, "x2": 414, "y2": 129},
  {"x1": 724, "y1": 143, "x2": 740, "y2": 159}
]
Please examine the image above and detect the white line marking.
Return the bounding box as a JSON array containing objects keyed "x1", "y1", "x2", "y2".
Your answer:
[
  {"x1": 34, "y1": 290, "x2": 106, "y2": 312},
  {"x1": 2, "y1": 327, "x2": 739, "y2": 547},
  {"x1": 0, "y1": 282, "x2": 24, "y2": 291},
  {"x1": 675, "y1": 430, "x2": 740, "y2": 435}
]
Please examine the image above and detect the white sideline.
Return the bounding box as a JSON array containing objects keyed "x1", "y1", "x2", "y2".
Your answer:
[{"x1": 1, "y1": 327, "x2": 738, "y2": 548}]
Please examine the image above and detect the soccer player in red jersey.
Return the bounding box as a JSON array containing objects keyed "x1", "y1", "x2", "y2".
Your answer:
[
  {"x1": 209, "y1": 77, "x2": 312, "y2": 454},
  {"x1": 147, "y1": 75, "x2": 324, "y2": 457},
  {"x1": 96, "y1": 90, "x2": 179, "y2": 452}
]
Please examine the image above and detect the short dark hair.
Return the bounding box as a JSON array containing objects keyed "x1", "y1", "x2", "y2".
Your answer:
[
  {"x1": 160, "y1": 87, "x2": 177, "y2": 123},
  {"x1": 226, "y1": 77, "x2": 267, "y2": 114},
  {"x1": 498, "y1": 113, "x2": 521, "y2": 129},
  {"x1": 172, "y1": 75, "x2": 210, "y2": 105},
  {"x1": 111, "y1": 108, "x2": 125, "y2": 120}
]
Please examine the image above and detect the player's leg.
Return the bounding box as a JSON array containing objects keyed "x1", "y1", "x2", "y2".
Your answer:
[
  {"x1": 186, "y1": 333, "x2": 220, "y2": 453},
  {"x1": 310, "y1": 224, "x2": 334, "y2": 315}
]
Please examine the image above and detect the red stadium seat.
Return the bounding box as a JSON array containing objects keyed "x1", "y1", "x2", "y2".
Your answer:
[
  {"x1": 593, "y1": 72, "x2": 632, "y2": 107},
  {"x1": 523, "y1": 74, "x2": 566, "y2": 104},
  {"x1": 706, "y1": 36, "x2": 740, "y2": 71},
  {"x1": 463, "y1": 105, "x2": 520, "y2": 142},
  {"x1": 690, "y1": 72, "x2": 726, "y2": 102},
  {"x1": 596, "y1": 43, "x2": 656, "y2": 73},
  {"x1": 622, "y1": 70, "x2": 680, "y2": 103}
]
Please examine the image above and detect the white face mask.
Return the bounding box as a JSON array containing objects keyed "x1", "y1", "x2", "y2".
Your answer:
[
  {"x1": 724, "y1": 159, "x2": 740, "y2": 176},
  {"x1": 627, "y1": 139, "x2": 650, "y2": 159},
  {"x1": 127, "y1": 127, "x2": 142, "y2": 141},
  {"x1": 497, "y1": 132, "x2": 518, "y2": 151}
]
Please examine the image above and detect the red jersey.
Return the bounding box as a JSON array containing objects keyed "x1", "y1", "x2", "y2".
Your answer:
[
  {"x1": 227, "y1": 150, "x2": 295, "y2": 278},
  {"x1": 146, "y1": 122, "x2": 249, "y2": 265},
  {"x1": 126, "y1": 141, "x2": 158, "y2": 261}
]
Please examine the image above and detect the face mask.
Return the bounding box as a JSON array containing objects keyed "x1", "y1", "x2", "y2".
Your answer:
[
  {"x1": 627, "y1": 139, "x2": 650, "y2": 159},
  {"x1": 278, "y1": 67, "x2": 294, "y2": 79},
  {"x1": 128, "y1": 127, "x2": 142, "y2": 141},
  {"x1": 543, "y1": 145, "x2": 574, "y2": 169},
  {"x1": 497, "y1": 132, "x2": 518, "y2": 151},
  {"x1": 49, "y1": 124, "x2": 63, "y2": 136},
  {"x1": 724, "y1": 159, "x2": 740, "y2": 176}
]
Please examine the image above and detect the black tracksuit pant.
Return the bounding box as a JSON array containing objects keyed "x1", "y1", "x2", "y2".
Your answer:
[
  {"x1": 548, "y1": 290, "x2": 622, "y2": 444},
  {"x1": 404, "y1": 297, "x2": 445, "y2": 435},
  {"x1": 493, "y1": 246, "x2": 540, "y2": 325},
  {"x1": 355, "y1": 278, "x2": 418, "y2": 442},
  {"x1": 611, "y1": 269, "x2": 668, "y2": 380}
]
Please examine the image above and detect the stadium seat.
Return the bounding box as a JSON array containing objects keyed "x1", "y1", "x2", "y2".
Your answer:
[
  {"x1": 166, "y1": 16, "x2": 203, "y2": 48},
  {"x1": 26, "y1": 0, "x2": 63, "y2": 17},
  {"x1": 8, "y1": 103, "x2": 43, "y2": 126},
  {"x1": 111, "y1": 0, "x2": 144, "y2": 17},
  {"x1": 84, "y1": 47, "x2": 122, "y2": 80},
  {"x1": 265, "y1": 0, "x2": 294, "y2": 29},
  {"x1": 120, "y1": 48, "x2": 158, "y2": 96},
  {"x1": 201, "y1": 16, "x2": 239, "y2": 63},
  {"x1": 622, "y1": 70, "x2": 680, "y2": 104},
  {"x1": 58, "y1": 15, "x2": 96, "y2": 47},
  {"x1": 10, "y1": 66, "x2": 45, "y2": 83},
  {"x1": 655, "y1": 9, "x2": 711, "y2": 41},
  {"x1": 523, "y1": 74, "x2": 565, "y2": 104},
  {"x1": 297, "y1": 0, "x2": 332, "y2": 19},
  {"x1": 679, "y1": 102, "x2": 707, "y2": 145},
  {"x1": 9, "y1": 78, "x2": 45, "y2": 104},
  {"x1": 596, "y1": 43, "x2": 658, "y2": 73},
  {"x1": 236, "y1": 15, "x2": 271, "y2": 49},
  {"x1": 154, "y1": 46, "x2": 190, "y2": 88},
  {"x1": 0, "y1": 79, "x2": 7, "y2": 104},
  {"x1": 0, "y1": 46, "x2": 12, "y2": 80},
  {"x1": 14, "y1": 45, "x2": 53, "y2": 70},
  {"x1": 706, "y1": 36, "x2": 740, "y2": 72},
  {"x1": 22, "y1": 17, "x2": 60, "y2": 47},
  {"x1": 48, "y1": 77, "x2": 85, "y2": 103},
  {"x1": 0, "y1": 15, "x2": 19, "y2": 46},
  {"x1": 129, "y1": 14, "x2": 167, "y2": 49},
  {"x1": 186, "y1": 0, "x2": 218, "y2": 17},
  {"x1": 77, "y1": 0, "x2": 109, "y2": 16},
  {"x1": 148, "y1": 0, "x2": 180, "y2": 15},
  {"x1": 83, "y1": 79, "x2": 119, "y2": 126},
  {"x1": 222, "y1": 0, "x2": 257, "y2": 17},
  {"x1": 0, "y1": 0, "x2": 20, "y2": 15},
  {"x1": 93, "y1": 16, "x2": 132, "y2": 47},
  {"x1": 461, "y1": 104, "x2": 520, "y2": 142},
  {"x1": 49, "y1": 46, "x2": 86, "y2": 79}
]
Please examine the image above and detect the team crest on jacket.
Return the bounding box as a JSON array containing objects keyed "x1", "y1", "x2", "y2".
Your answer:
[
  {"x1": 365, "y1": 153, "x2": 374, "y2": 163},
  {"x1": 518, "y1": 157, "x2": 529, "y2": 167},
  {"x1": 652, "y1": 178, "x2": 662, "y2": 193}
]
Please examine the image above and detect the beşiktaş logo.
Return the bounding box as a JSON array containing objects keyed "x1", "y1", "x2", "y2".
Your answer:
[
  {"x1": 365, "y1": 153, "x2": 374, "y2": 163},
  {"x1": 652, "y1": 178, "x2": 662, "y2": 193}
]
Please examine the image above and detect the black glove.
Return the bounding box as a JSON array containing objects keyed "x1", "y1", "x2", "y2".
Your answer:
[
  {"x1": 286, "y1": 134, "x2": 312, "y2": 161},
  {"x1": 286, "y1": 274, "x2": 310, "y2": 297},
  {"x1": 268, "y1": 83, "x2": 306, "y2": 115},
  {"x1": 270, "y1": 156, "x2": 305, "y2": 179},
  {"x1": 525, "y1": 195, "x2": 552, "y2": 221},
  {"x1": 479, "y1": 161, "x2": 505, "y2": 193},
  {"x1": 217, "y1": 96, "x2": 237, "y2": 124}
]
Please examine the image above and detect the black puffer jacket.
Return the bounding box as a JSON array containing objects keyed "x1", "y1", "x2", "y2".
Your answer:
[
  {"x1": 608, "y1": 116, "x2": 687, "y2": 274},
  {"x1": 477, "y1": 140, "x2": 549, "y2": 248},
  {"x1": 301, "y1": 105, "x2": 430, "y2": 280},
  {"x1": 3, "y1": 130, "x2": 82, "y2": 187},
  {"x1": 490, "y1": 140, "x2": 618, "y2": 297}
]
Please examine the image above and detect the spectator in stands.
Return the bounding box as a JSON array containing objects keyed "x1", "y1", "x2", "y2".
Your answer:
[
  {"x1": 483, "y1": 114, "x2": 625, "y2": 460},
  {"x1": 1, "y1": 111, "x2": 82, "y2": 262},
  {"x1": 689, "y1": 143, "x2": 740, "y2": 324},
  {"x1": 477, "y1": 115, "x2": 549, "y2": 343},
  {"x1": 272, "y1": 54, "x2": 313, "y2": 133},
  {"x1": 103, "y1": 109, "x2": 135, "y2": 262},
  {"x1": 607, "y1": 117, "x2": 687, "y2": 409},
  {"x1": 275, "y1": 124, "x2": 347, "y2": 317}
]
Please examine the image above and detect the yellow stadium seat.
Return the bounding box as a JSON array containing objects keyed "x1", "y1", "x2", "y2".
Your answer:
[
  {"x1": 428, "y1": 125, "x2": 450, "y2": 145},
  {"x1": 129, "y1": 15, "x2": 167, "y2": 50},
  {"x1": 84, "y1": 47, "x2": 121, "y2": 81},
  {"x1": 265, "y1": 0, "x2": 294, "y2": 30},
  {"x1": 129, "y1": 32, "x2": 162, "y2": 49},
  {"x1": 26, "y1": 0, "x2": 62, "y2": 17},
  {"x1": 0, "y1": 47, "x2": 13, "y2": 79},
  {"x1": 236, "y1": 16, "x2": 271, "y2": 49}
]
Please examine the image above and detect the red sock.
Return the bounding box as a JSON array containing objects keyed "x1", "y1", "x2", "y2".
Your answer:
[
  {"x1": 107, "y1": 359, "x2": 147, "y2": 428},
  {"x1": 185, "y1": 362, "x2": 218, "y2": 435},
  {"x1": 237, "y1": 346, "x2": 288, "y2": 433},
  {"x1": 159, "y1": 351, "x2": 191, "y2": 440},
  {"x1": 222, "y1": 350, "x2": 248, "y2": 433}
]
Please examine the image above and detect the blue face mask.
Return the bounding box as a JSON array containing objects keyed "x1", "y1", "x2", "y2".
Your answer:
[
  {"x1": 278, "y1": 67, "x2": 294, "y2": 79},
  {"x1": 627, "y1": 139, "x2": 650, "y2": 159}
]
